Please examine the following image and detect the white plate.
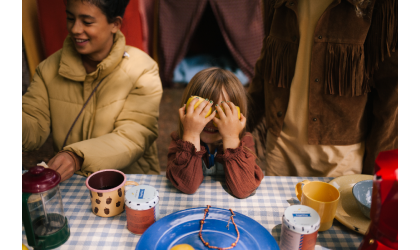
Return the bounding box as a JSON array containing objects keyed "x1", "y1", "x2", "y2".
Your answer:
[{"x1": 329, "y1": 174, "x2": 373, "y2": 235}]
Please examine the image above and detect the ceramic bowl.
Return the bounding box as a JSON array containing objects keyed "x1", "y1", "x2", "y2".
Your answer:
[{"x1": 352, "y1": 180, "x2": 373, "y2": 219}]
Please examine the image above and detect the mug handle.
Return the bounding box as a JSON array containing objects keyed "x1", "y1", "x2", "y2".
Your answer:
[{"x1": 295, "y1": 180, "x2": 311, "y2": 202}]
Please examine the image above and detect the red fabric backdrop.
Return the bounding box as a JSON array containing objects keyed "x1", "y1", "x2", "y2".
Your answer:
[{"x1": 37, "y1": 0, "x2": 144, "y2": 58}]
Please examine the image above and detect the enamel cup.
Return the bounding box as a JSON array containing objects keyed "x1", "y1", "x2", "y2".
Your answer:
[
  {"x1": 295, "y1": 180, "x2": 340, "y2": 231},
  {"x1": 86, "y1": 169, "x2": 138, "y2": 217}
]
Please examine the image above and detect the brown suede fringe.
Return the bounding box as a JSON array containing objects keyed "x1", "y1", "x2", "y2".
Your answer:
[
  {"x1": 324, "y1": 0, "x2": 397, "y2": 96},
  {"x1": 261, "y1": 0, "x2": 397, "y2": 96},
  {"x1": 263, "y1": 35, "x2": 298, "y2": 89},
  {"x1": 365, "y1": 0, "x2": 398, "y2": 88},
  {"x1": 325, "y1": 43, "x2": 369, "y2": 96}
]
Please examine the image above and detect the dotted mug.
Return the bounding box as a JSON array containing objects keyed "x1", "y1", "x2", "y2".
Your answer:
[{"x1": 86, "y1": 169, "x2": 139, "y2": 217}]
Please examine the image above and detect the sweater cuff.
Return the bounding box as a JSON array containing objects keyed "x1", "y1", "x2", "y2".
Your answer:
[
  {"x1": 176, "y1": 138, "x2": 206, "y2": 157},
  {"x1": 216, "y1": 143, "x2": 244, "y2": 162},
  {"x1": 58, "y1": 150, "x2": 84, "y2": 172}
]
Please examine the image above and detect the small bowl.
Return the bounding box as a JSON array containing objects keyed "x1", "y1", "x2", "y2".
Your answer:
[{"x1": 352, "y1": 180, "x2": 373, "y2": 219}]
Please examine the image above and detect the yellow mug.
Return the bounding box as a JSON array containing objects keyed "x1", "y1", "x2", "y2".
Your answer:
[{"x1": 295, "y1": 180, "x2": 340, "y2": 231}]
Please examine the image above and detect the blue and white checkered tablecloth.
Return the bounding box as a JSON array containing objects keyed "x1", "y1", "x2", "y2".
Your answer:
[{"x1": 22, "y1": 174, "x2": 363, "y2": 250}]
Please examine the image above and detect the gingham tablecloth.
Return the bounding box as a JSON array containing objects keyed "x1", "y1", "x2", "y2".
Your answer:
[{"x1": 22, "y1": 174, "x2": 363, "y2": 250}]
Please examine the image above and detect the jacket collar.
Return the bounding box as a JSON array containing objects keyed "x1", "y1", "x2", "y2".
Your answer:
[{"x1": 58, "y1": 30, "x2": 126, "y2": 82}]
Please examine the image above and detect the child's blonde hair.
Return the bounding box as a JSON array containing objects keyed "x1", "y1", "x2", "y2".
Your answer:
[{"x1": 178, "y1": 67, "x2": 248, "y2": 139}]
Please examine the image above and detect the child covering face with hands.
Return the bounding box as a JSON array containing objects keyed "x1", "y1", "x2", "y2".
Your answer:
[{"x1": 166, "y1": 67, "x2": 264, "y2": 198}]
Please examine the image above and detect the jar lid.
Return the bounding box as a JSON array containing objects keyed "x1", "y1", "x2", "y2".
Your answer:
[
  {"x1": 282, "y1": 205, "x2": 320, "y2": 234},
  {"x1": 22, "y1": 166, "x2": 61, "y2": 193},
  {"x1": 125, "y1": 185, "x2": 159, "y2": 210}
]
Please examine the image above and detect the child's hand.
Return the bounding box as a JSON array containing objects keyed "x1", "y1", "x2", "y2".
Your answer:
[
  {"x1": 213, "y1": 101, "x2": 246, "y2": 150},
  {"x1": 179, "y1": 97, "x2": 216, "y2": 150}
]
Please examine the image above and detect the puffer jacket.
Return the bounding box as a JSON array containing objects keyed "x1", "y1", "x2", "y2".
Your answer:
[{"x1": 22, "y1": 30, "x2": 163, "y2": 176}]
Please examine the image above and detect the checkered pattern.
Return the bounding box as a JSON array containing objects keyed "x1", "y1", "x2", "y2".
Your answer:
[{"x1": 22, "y1": 174, "x2": 363, "y2": 249}]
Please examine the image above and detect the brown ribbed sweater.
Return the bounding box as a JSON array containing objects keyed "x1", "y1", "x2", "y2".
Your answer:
[{"x1": 166, "y1": 131, "x2": 264, "y2": 198}]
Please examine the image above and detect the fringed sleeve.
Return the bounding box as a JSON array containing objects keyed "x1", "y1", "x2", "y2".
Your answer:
[
  {"x1": 247, "y1": 0, "x2": 276, "y2": 133},
  {"x1": 363, "y1": 50, "x2": 398, "y2": 174},
  {"x1": 362, "y1": 0, "x2": 398, "y2": 174},
  {"x1": 247, "y1": 0, "x2": 298, "y2": 132},
  {"x1": 365, "y1": 0, "x2": 398, "y2": 86}
]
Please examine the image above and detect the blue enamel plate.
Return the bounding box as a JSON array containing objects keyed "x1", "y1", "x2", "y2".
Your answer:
[{"x1": 135, "y1": 207, "x2": 279, "y2": 250}]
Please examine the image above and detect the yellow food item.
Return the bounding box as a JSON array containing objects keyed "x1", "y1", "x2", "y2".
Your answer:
[
  {"x1": 22, "y1": 244, "x2": 29, "y2": 250},
  {"x1": 186, "y1": 96, "x2": 212, "y2": 118},
  {"x1": 170, "y1": 244, "x2": 195, "y2": 250},
  {"x1": 215, "y1": 106, "x2": 241, "y2": 119},
  {"x1": 213, "y1": 105, "x2": 241, "y2": 127}
]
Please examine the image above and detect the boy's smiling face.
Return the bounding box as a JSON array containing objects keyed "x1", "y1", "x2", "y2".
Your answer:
[{"x1": 66, "y1": 0, "x2": 118, "y2": 61}]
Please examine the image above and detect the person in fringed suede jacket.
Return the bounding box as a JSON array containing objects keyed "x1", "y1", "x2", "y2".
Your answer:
[{"x1": 247, "y1": 0, "x2": 397, "y2": 177}]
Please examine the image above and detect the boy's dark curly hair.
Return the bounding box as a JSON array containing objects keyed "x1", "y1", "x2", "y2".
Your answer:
[{"x1": 66, "y1": 0, "x2": 130, "y2": 23}]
